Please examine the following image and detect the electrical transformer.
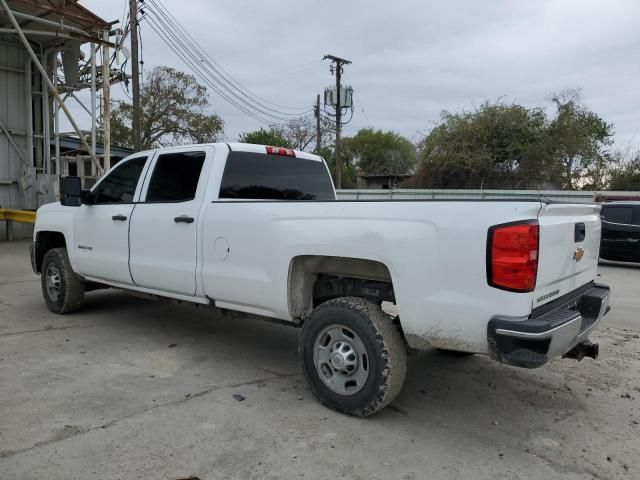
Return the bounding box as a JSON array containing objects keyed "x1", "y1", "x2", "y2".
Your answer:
[{"x1": 324, "y1": 86, "x2": 353, "y2": 109}]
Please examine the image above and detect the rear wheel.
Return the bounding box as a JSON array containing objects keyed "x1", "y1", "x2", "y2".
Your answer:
[
  {"x1": 41, "y1": 248, "x2": 85, "y2": 314},
  {"x1": 300, "y1": 297, "x2": 407, "y2": 417}
]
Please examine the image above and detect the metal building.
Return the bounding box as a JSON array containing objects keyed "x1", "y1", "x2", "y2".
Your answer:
[{"x1": 1, "y1": 0, "x2": 121, "y2": 238}]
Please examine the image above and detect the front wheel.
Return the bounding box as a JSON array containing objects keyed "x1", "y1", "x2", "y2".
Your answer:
[
  {"x1": 41, "y1": 248, "x2": 85, "y2": 314},
  {"x1": 300, "y1": 297, "x2": 407, "y2": 417}
]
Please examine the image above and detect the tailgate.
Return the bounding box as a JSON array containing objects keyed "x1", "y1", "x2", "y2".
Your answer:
[{"x1": 534, "y1": 203, "x2": 602, "y2": 308}]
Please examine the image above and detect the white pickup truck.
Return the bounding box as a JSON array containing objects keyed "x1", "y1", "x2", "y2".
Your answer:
[{"x1": 30, "y1": 143, "x2": 610, "y2": 416}]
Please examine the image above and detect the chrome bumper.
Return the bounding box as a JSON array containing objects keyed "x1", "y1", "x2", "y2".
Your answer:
[{"x1": 488, "y1": 284, "x2": 610, "y2": 368}]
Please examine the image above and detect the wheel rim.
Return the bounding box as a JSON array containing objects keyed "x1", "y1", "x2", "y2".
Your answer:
[
  {"x1": 313, "y1": 324, "x2": 370, "y2": 396},
  {"x1": 45, "y1": 263, "x2": 62, "y2": 302}
]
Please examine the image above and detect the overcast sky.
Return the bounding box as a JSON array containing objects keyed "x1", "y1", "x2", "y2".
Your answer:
[{"x1": 77, "y1": 0, "x2": 640, "y2": 149}]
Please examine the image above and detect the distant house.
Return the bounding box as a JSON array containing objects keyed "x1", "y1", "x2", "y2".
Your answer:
[{"x1": 356, "y1": 173, "x2": 413, "y2": 190}]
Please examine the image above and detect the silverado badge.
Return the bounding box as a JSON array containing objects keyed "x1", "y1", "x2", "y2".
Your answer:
[{"x1": 574, "y1": 247, "x2": 585, "y2": 262}]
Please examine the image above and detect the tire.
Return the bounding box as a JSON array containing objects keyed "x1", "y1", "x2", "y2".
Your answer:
[
  {"x1": 299, "y1": 296, "x2": 407, "y2": 417},
  {"x1": 41, "y1": 248, "x2": 85, "y2": 314}
]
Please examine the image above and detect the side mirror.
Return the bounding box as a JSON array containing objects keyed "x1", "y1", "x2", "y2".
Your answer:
[{"x1": 60, "y1": 176, "x2": 82, "y2": 207}]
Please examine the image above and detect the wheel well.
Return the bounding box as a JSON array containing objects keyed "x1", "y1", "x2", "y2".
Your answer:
[
  {"x1": 288, "y1": 255, "x2": 395, "y2": 321},
  {"x1": 34, "y1": 231, "x2": 67, "y2": 273}
]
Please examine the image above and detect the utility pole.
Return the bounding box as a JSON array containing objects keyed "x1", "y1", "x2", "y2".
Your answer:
[
  {"x1": 315, "y1": 94, "x2": 321, "y2": 154},
  {"x1": 102, "y1": 28, "x2": 111, "y2": 171},
  {"x1": 323, "y1": 54, "x2": 351, "y2": 189},
  {"x1": 129, "y1": 0, "x2": 141, "y2": 150},
  {"x1": 90, "y1": 42, "x2": 96, "y2": 176}
]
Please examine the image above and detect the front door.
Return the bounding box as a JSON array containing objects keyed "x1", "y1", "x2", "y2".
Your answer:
[
  {"x1": 74, "y1": 156, "x2": 148, "y2": 284},
  {"x1": 128, "y1": 148, "x2": 210, "y2": 295}
]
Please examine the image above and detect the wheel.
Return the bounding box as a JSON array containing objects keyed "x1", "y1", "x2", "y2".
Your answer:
[
  {"x1": 436, "y1": 348, "x2": 474, "y2": 357},
  {"x1": 41, "y1": 248, "x2": 85, "y2": 314},
  {"x1": 299, "y1": 296, "x2": 407, "y2": 417}
]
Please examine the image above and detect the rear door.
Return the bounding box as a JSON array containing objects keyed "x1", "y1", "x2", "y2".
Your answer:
[
  {"x1": 128, "y1": 147, "x2": 212, "y2": 295},
  {"x1": 533, "y1": 203, "x2": 601, "y2": 309}
]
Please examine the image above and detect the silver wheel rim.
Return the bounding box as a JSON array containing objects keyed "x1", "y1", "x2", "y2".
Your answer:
[
  {"x1": 313, "y1": 324, "x2": 370, "y2": 396},
  {"x1": 45, "y1": 263, "x2": 62, "y2": 302}
]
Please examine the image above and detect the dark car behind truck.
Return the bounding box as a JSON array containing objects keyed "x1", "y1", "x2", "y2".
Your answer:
[{"x1": 600, "y1": 202, "x2": 640, "y2": 262}]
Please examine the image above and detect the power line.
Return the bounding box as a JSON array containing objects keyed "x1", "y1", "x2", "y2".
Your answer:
[
  {"x1": 357, "y1": 98, "x2": 371, "y2": 125},
  {"x1": 144, "y1": 3, "x2": 311, "y2": 118},
  {"x1": 141, "y1": 13, "x2": 283, "y2": 124},
  {"x1": 141, "y1": 11, "x2": 318, "y2": 126},
  {"x1": 141, "y1": 7, "x2": 312, "y2": 123},
  {"x1": 146, "y1": 0, "x2": 310, "y2": 113},
  {"x1": 143, "y1": 0, "x2": 312, "y2": 116}
]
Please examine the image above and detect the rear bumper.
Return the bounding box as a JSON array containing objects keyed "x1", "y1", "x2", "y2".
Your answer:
[{"x1": 488, "y1": 283, "x2": 610, "y2": 368}]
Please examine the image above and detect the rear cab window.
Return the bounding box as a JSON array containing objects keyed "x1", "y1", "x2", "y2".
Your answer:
[{"x1": 219, "y1": 151, "x2": 335, "y2": 200}]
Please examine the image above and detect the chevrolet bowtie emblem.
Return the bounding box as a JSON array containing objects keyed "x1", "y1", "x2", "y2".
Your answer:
[{"x1": 574, "y1": 247, "x2": 585, "y2": 262}]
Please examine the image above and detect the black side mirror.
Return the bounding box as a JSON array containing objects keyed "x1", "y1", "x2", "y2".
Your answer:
[{"x1": 60, "y1": 176, "x2": 82, "y2": 207}]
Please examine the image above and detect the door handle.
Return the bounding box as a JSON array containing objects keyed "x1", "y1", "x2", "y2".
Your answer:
[
  {"x1": 112, "y1": 214, "x2": 127, "y2": 221},
  {"x1": 575, "y1": 222, "x2": 586, "y2": 242},
  {"x1": 174, "y1": 215, "x2": 194, "y2": 224}
]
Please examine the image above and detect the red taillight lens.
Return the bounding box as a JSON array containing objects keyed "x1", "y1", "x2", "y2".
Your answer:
[
  {"x1": 266, "y1": 146, "x2": 296, "y2": 157},
  {"x1": 487, "y1": 222, "x2": 539, "y2": 292}
]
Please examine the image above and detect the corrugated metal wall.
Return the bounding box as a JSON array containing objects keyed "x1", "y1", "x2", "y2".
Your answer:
[
  {"x1": 0, "y1": 40, "x2": 28, "y2": 210},
  {"x1": 0, "y1": 39, "x2": 32, "y2": 239}
]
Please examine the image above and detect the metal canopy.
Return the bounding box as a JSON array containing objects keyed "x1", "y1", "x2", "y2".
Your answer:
[
  {"x1": 0, "y1": 0, "x2": 120, "y2": 216},
  {"x1": 0, "y1": 0, "x2": 115, "y2": 49}
]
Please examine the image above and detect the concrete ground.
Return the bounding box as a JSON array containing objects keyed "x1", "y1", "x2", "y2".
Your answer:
[{"x1": 0, "y1": 240, "x2": 638, "y2": 480}]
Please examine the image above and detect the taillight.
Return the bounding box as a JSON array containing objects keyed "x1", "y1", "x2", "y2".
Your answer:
[
  {"x1": 266, "y1": 146, "x2": 296, "y2": 157},
  {"x1": 487, "y1": 221, "x2": 539, "y2": 292}
]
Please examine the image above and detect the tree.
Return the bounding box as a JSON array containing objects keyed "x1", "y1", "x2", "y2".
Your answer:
[
  {"x1": 238, "y1": 127, "x2": 289, "y2": 147},
  {"x1": 608, "y1": 151, "x2": 640, "y2": 190},
  {"x1": 546, "y1": 89, "x2": 614, "y2": 189},
  {"x1": 111, "y1": 66, "x2": 224, "y2": 149},
  {"x1": 342, "y1": 129, "x2": 417, "y2": 176},
  {"x1": 238, "y1": 116, "x2": 335, "y2": 151},
  {"x1": 320, "y1": 146, "x2": 357, "y2": 188},
  {"x1": 412, "y1": 102, "x2": 551, "y2": 189},
  {"x1": 411, "y1": 92, "x2": 614, "y2": 189},
  {"x1": 286, "y1": 115, "x2": 335, "y2": 151}
]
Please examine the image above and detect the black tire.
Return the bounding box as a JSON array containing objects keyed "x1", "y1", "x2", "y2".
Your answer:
[
  {"x1": 41, "y1": 248, "x2": 85, "y2": 314},
  {"x1": 436, "y1": 348, "x2": 474, "y2": 357},
  {"x1": 299, "y1": 296, "x2": 407, "y2": 417}
]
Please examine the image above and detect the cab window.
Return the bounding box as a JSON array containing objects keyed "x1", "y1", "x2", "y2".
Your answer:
[
  {"x1": 145, "y1": 151, "x2": 206, "y2": 203},
  {"x1": 93, "y1": 157, "x2": 147, "y2": 204},
  {"x1": 219, "y1": 151, "x2": 334, "y2": 200}
]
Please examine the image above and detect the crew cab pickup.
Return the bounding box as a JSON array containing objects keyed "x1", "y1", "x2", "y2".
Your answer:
[{"x1": 30, "y1": 143, "x2": 610, "y2": 416}]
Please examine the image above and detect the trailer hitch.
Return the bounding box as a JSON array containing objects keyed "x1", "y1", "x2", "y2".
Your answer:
[{"x1": 563, "y1": 340, "x2": 599, "y2": 361}]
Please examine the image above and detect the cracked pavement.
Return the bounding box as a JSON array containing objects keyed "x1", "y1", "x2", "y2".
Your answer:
[{"x1": 0, "y1": 240, "x2": 639, "y2": 479}]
